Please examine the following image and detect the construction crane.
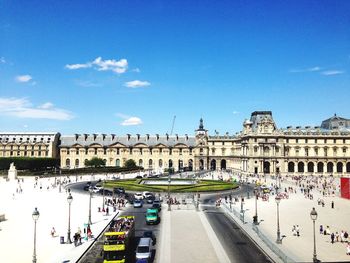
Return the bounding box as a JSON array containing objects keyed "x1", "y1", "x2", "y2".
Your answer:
[{"x1": 170, "y1": 115, "x2": 176, "y2": 135}]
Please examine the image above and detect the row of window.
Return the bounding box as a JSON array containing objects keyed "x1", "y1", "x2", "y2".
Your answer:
[
  {"x1": 65, "y1": 158, "x2": 193, "y2": 168},
  {"x1": 62, "y1": 147, "x2": 193, "y2": 155},
  {"x1": 252, "y1": 138, "x2": 348, "y2": 144},
  {"x1": 0, "y1": 150, "x2": 49, "y2": 157},
  {"x1": 0, "y1": 145, "x2": 48, "y2": 150},
  {"x1": 287, "y1": 161, "x2": 350, "y2": 173}
]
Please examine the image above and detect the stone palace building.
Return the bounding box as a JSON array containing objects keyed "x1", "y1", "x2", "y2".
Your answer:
[{"x1": 2, "y1": 111, "x2": 350, "y2": 176}]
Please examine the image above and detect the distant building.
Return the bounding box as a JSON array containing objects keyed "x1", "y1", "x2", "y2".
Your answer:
[
  {"x1": 2, "y1": 112, "x2": 350, "y2": 176},
  {"x1": 0, "y1": 132, "x2": 60, "y2": 158}
]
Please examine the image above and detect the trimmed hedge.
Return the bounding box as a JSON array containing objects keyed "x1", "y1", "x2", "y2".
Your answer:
[{"x1": 0, "y1": 157, "x2": 59, "y2": 171}]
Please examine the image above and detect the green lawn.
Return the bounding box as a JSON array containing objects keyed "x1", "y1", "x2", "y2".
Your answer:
[{"x1": 104, "y1": 178, "x2": 238, "y2": 193}]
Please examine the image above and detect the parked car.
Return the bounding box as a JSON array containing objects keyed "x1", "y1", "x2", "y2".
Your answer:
[
  {"x1": 143, "y1": 191, "x2": 153, "y2": 199},
  {"x1": 113, "y1": 187, "x2": 125, "y2": 194},
  {"x1": 143, "y1": 230, "x2": 156, "y2": 245},
  {"x1": 136, "y1": 238, "x2": 152, "y2": 260},
  {"x1": 133, "y1": 199, "x2": 143, "y2": 208},
  {"x1": 134, "y1": 192, "x2": 143, "y2": 200},
  {"x1": 152, "y1": 203, "x2": 161, "y2": 212},
  {"x1": 146, "y1": 196, "x2": 154, "y2": 204}
]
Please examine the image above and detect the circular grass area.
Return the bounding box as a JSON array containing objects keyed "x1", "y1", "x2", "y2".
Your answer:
[{"x1": 104, "y1": 178, "x2": 238, "y2": 193}]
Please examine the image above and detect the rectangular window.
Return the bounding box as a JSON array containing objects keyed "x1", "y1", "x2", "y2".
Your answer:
[
  {"x1": 305, "y1": 139, "x2": 308, "y2": 143},
  {"x1": 324, "y1": 139, "x2": 327, "y2": 143},
  {"x1": 334, "y1": 139, "x2": 336, "y2": 143},
  {"x1": 315, "y1": 139, "x2": 317, "y2": 143}
]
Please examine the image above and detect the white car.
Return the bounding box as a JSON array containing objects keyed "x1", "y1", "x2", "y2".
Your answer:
[
  {"x1": 134, "y1": 192, "x2": 143, "y2": 200},
  {"x1": 143, "y1": 191, "x2": 152, "y2": 199}
]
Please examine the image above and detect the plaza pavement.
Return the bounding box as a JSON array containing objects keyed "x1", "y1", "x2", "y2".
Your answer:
[
  {"x1": 221, "y1": 172, "x2": 350, "y2": 262},
  {"x1": 0, "y1": 172, "x2": 140, "y2": 263},
  {"x1": 2, "y1": 170, "x2": 349, "y2": 263}
]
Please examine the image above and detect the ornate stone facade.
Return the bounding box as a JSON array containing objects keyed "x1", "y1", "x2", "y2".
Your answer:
[
  {"x1": 0, "y1": 132, "x2": 60, "y2": 158},
  {"x1": 2, "y1": 112, "x2": 350, "y2": 176}
]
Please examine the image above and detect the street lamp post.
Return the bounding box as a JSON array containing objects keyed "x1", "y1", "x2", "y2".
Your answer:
[
  {"x1": 66, "y1": 192, "x2": 73, "y2": 244},
  {"x1": 88, "y1": 186, "x2": 93, "y2": 226},
  {"x1": 168, "y1": 175, "x2": 171, "y2": 211},
  {"x1": 253, "y1": 189, "x2": 259, "y2": 224},
  {"x1": 102, "y1": 180, "x2": 105, "y2": 211},
  {"x1": 32, "y1": 207, "x2": 40, "y2": 263},
  {"x1": 240, "y1": 197, "x2": 244, "y2": 213},
  {"x1": 310, "y1": 207, "x2": 318, "y2": 263},
  {"x1": 275, "y1": 196, "x2": 282, "y2": 244}
]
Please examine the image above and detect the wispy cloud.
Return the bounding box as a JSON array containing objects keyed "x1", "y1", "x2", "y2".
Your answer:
[
  {"x1": 289, "y1": 66, "x2": 321, "y2": 73},
  {"x1": 15, "y1": 74, "x2": 32, "y2": 83},
  {"x1": 65, "y1": 57, "x2": 128, "y2": 74},
  {"x1": 321, "y1": 70, "x2": 345, "y2": 76},
  {"x1": 233, "y1": 111, "x2": 240, "y2": 115},
  {"x1": 0, "y1": 57, "x2": 5, "y2": 64},
  {"x1": 132, "y1": 68, "x2": 140, "y2": 73},
  {"x1": 76, "y1": 80, "x2": 102, "y2": 87},
  {"x1": 0, "y1": 97, "x2": 74, "y2": 120},
  {"x1": 124, "y1": 80, "x2": 151, "y2": 88},
  {"x1": 116, "y1": 113, "x2": 143, "y2": 126}
]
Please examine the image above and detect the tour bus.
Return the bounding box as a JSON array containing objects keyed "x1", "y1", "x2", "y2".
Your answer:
[{"x1": 103, "y1": 215, "x2": 135, "y2": 263}]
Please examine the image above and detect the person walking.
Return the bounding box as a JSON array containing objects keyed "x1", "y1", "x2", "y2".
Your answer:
[
  {"x1": 346, "y1": 242, "x2": 350, "y2": 255},
  {"x1": 331, "y1": 232, "x2": 335, "y2": 244},
  {"x1": 320, "y1": 225, "x2": 323, "y2": 235},
  {"x1": 296, "y1": 225, "x2": 300, "y2": 237},
  {"x1": 51, "y1": 227, "x2": 56, "y2": 237},
  {"x1": 335, "y1": 232, "x2": 340, "y2": 242},
  {"x1": 331, "y1": 201, "x2": 334, "y2": 209}
]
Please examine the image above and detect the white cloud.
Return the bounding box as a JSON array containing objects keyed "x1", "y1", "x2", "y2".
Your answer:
[
  {"x1": 76, "y1": 80, "x2": 102, "y2": 87},
  {"x1": 321, "y1": 70, "x2": 345, "y2": 76},
  {"x1": 15, "y1": 75, "x2": 32, "y2": 83},
  {"x1": 38, "y1": 102, "x2": 54, "y2": 109},
  {"x1": 0, "y1": 97, "x2": 74, "y2": 120},
  {"x1": 121, "y1": 117, "x2": 143, "y2": 126},
  {"x1": 116, "y1": 113, "x2": 143, "y2": 126},
  {"x1": 65, "y1": 63, "x2": 92, "y2": 70},
  {"x1": 289, "y1": 66, "x2": 321, "y2": 73},
  {"x1": 65, "y1": 57, "x2": 128, "y2": 74},
  {"x1": 124, "y1": 80, "x2": 151, "y2": 88}
]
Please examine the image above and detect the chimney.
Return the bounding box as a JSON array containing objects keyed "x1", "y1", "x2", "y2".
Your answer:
[
  {"x1": 176, "y1": 134, "x2": 179, "y2": 141},
  {"x1": 185, "y1": 134, "x2": 188, "y2": 140},
  {"x1": 146, "y1": 134, "x2": 150, "y2": 141},
  {"x1": 166, "y1": 133, "x2": 169, "y2": 140},
  {"x1": 127, "y1": 134, "x2": 131, "y2": 141},
  {"x1": 156, "y1": 134, "x2": 159, "y2": 140},
  {"x1": 111, "y1": 134, "x2": 115, "y2": 141}
]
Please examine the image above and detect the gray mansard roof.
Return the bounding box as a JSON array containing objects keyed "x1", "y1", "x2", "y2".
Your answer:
[
  {"x1": 0, "y1": 132, "x2": 60, "y2": 144},
  {"x1": 321, "y1": 114, "x2": 350, "y2": 130},
  {"x1": 60, "y1": 134, "x2": 196, "y2": 147}
]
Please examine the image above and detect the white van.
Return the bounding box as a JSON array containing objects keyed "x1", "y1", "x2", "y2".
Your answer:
[{"x1": 136, "y1": 237, "x2": 152, "y2": 260}]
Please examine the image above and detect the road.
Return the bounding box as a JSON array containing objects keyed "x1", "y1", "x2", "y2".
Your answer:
[
  {"x1": 71, "y1": 180, "x2": 273, "y2": 263},
  {"x1": 200, "y1": 183, "x2": 272, "y2": 263},
  {"x1": 69, "y1": 181, "x2": 162, "y2": 263}
]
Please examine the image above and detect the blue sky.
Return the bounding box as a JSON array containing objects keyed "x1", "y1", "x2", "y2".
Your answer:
[{"x1": 1, "y1": 0, "x2": 350, "y2": 135}]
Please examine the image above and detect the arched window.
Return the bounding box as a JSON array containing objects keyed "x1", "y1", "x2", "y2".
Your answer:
[
  {"x1": 317, "y1": 162, "x2": 324, "y2": 173},
  {"x1": 221, "y1": 159, "x2": 227, "y2": 170},
  {"x1": 149, "y1": 159, "x2": 153, "y2": 169},
  {"x1": 298, "y1": 162, "x2": 304, "y2": 173},
  {"x1": 327, "y1": 162, "x2": 334, "y2": 173},
  {"x1": 139, "y1": 159, "x2": 143, "y2": 167},
  {"x1": 337, "y1": 162, "x2": 343, "y2": 173},
  {"x1": 66, "y1": 158, "x2": 70, "y2": 167},
  {"x1": 210, "y1": 159, "x2": 216, "y2": 170},
  {"x1": 159, "y1": 159, "x2": 163, "y2": 168},
  {"x1": 169, "y1": 159, "x2": 173, "y2": 168},
  {"x1": 188, "y1": 159, "x2": 193, "y2": 171},
  {"x1": 75, "y1": 159, "x2": 79, "y2": 168},
  {"x1": 288, "y1": 162, "x2": 295, "y2": 173},
  {"x1": 116, "y1": 159, "x2": 120, "y2": 167},
  {"x1": 347, "y1": 162, "x2": 350, "y2": 173},
  {"x1": 307, "y1": 162, "x2": 314, "y2": 173},
  {"x1": 199, "y1": 159, "x2": 204, "y2": 170}
]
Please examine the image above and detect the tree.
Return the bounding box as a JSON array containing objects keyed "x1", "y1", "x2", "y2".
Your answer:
[
  {"x1": 124, "y1": 159, "x2": 137, "y2": 169},
  {"x1": 84, "y1": 157, "x2": 106, "y2": 168}
]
